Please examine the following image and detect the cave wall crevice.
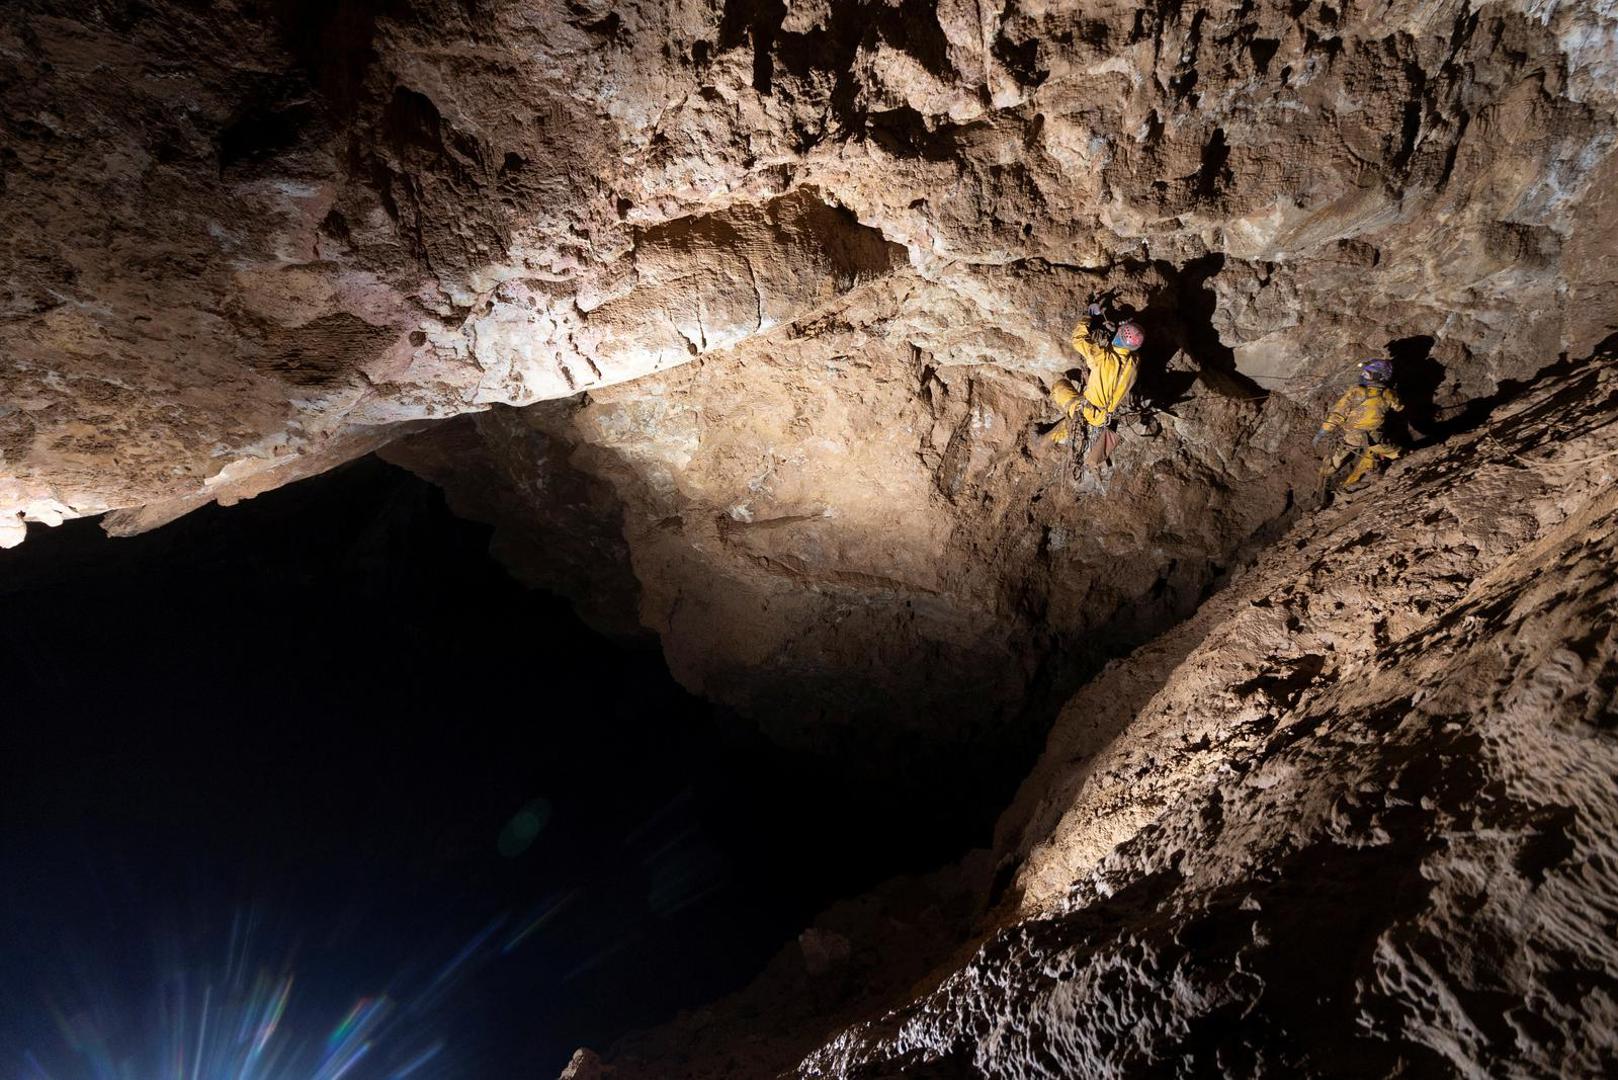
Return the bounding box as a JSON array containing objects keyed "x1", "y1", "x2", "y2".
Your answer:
[
  {"x1": 4, "y1": 0, "x2": 1615, "y2": 547},
  {"x1": 3, "y1": 1, "x2": 1617, "y2": 1071}
]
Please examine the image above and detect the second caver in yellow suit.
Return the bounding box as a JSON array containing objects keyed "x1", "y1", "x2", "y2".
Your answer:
[
  {"x1": 1047, "y1": 314, "x2": 1139, "y2": 447},
  {"x1": 1318, "y1": 383, "x2": 1404, "y2": 488}
]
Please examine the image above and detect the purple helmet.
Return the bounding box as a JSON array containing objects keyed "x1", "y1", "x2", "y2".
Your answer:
[
  {"x1": 1360, "y1": 358, "x2": 1393, "y2": 383},
  {"x1": 1112, "y1": 321, "x2": 1145, "y2": 351}
]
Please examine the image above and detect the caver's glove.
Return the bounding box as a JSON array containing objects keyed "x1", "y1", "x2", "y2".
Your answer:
[
  {"x1": 1087, "y1": 303, "x2": 1102, "y2": 317},
  {"x1": 1311, "y1": 428, "x2": 1329, "y2": 449}
]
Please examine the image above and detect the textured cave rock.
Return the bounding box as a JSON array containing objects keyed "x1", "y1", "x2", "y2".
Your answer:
[
  {"x1": 5, "y1": 2, "x2": 1618, "y2": 1073},
  {"x1": 381, "y1": 258, "x2": 1316, "y2": 764},
  {"x1": 5, "y1": 0, "x2": 1617, "y2": 548},
  {"x1": 586, "y1": 353, "x2": 1618, "y2": 1079},
  {"x1": 7, "y1": 0, "x2": 1617, "y2": 775}
]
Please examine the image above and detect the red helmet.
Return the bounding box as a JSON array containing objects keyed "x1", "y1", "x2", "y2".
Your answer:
[{"x1": 1112, "y1": 321, "x2": 1144, "y2": 351}]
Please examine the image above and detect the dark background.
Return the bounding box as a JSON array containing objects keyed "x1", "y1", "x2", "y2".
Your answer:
[{"x1": 0, "y1": 458, "x2": 970, "y2": 1078}]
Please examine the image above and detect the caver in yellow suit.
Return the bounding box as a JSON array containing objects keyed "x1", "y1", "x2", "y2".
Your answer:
[
  {"x1": 1047, "y1": 310, "x2": 1142, "y2": 468},
  {"x1": 1316, "y1": 360, "x2": 1404, "y2": 489}
]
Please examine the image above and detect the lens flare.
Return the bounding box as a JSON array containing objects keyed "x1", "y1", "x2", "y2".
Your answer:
[{"x1": 8, "y1": 909, "x2": 480, "y2": 1080}]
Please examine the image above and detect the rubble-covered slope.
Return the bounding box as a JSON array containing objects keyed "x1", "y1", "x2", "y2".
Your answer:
[
  {"x1": 787, "y1": 354, "x2": 1618, "y2": 1077},
  {"x1": 2, "y1": 1, "x2": 1615, "y2": 1072},
  {"x1": 565, "y1": 352, "x2": 1618, "y2": 1079}
]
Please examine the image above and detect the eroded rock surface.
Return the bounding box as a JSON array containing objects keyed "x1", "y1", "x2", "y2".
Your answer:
[
  {"x1": 6, "y1": 3, "x2": 1618, "y2": 1072},
  {"x1": 5, "y1": 0, "x2": 1617, "y2": 548},
  {"x1": 652, "y1": 355, "x2": 1618, "y2": 1079},
  {"x1": 384, "y1": 259, "x2": 1315, "y2": 768}
]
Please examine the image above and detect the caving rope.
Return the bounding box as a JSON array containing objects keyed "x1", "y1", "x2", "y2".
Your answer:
[{"x1": 1068, "y1": 408, "x2": 1091, "y2": 483}]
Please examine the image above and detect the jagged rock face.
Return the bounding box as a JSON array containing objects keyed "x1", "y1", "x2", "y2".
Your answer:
[
  {"x1": 573, "y1": 354, "x2": 1618, "y2": 1080},
  {"x1": 5, "y1": 2, "x2": 1617, "y2": 1072},
  {"x1": 774, "y1": 357, "x2": 1618, "y2": 1078},
  {"x1": 383, "y1": 261, "x2": 1314, "y2": 767},
  {"x1": 4, "y1": 0, "x2": 1616, "y2": 549}
]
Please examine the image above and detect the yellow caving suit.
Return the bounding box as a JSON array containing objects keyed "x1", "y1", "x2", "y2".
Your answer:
[
  {"x1": 1047, "y1": 315, "x2": 1139, "y2": 450},
  {"x1": 1318, "y1": 382, "x2": 1403, "y2": 488}
]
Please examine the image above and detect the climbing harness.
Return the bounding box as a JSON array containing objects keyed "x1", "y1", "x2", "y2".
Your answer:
[{"x1": 1052, "y1": 297, "x2": 1155, "y2": 484}]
